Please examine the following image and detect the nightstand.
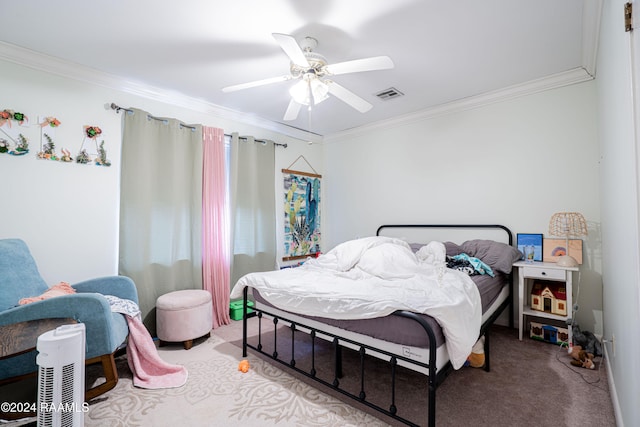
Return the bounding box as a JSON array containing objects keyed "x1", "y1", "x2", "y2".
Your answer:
[{"x1": 513, "y1": 260, "x2": 578, "y2": 344}]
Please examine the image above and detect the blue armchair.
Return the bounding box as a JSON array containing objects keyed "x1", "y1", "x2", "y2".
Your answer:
[{"x1": 0, "y1": 239, "x2": 138, "y2": 400}]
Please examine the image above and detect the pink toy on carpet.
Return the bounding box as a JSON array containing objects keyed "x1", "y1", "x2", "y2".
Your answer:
[{"x1": 125, "y1": 315, "x2": 188, "y2": 389}]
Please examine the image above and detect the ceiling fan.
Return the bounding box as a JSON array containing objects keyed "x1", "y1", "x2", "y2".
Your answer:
[{"x1": 222, "y1": 33, "x2": 394, "y2": 121}]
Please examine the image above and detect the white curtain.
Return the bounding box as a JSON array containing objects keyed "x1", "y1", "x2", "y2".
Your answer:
[
  {"x1": 119, "y1": 108, "x2": 203, "y2": 332},
  {"x1": 229, "y1": 133, "x2": 276, "y2": 286}
]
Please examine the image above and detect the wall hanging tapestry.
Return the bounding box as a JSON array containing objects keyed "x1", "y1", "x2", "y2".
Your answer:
[{"x1": 282, "y1": 156, "x2": 321, "y2": 261}]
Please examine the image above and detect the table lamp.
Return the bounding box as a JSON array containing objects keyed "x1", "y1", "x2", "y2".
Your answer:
[{"x1": 548, "y1": 212, "x2": 588, "y2": 267}]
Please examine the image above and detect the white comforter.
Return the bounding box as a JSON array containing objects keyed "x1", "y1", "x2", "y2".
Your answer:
[{"x1": 230, "y1": 236, "x2": 481, "y2": 369}]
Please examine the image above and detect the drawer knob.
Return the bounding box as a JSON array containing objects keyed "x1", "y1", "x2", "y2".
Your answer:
[{"x1": 541, "y1": 272, "x2": 547, "y2": 275}]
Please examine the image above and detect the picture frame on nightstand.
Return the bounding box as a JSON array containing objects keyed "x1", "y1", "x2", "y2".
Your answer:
[
  {"x1": 516, "y1": 233, "x2": 543, "y2": 262},
  {"x1": 543, "y1": 238, "x2": 583, "y2": 264}
]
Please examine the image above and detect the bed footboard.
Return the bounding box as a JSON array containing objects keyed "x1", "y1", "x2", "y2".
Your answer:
[{"x1": 242, "y1": 287, "x2": 451, "y2": 427}]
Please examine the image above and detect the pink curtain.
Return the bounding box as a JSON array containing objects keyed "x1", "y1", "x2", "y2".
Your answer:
[{"x1": 202, "y1": 126, "x2": 231, "y2": 327}]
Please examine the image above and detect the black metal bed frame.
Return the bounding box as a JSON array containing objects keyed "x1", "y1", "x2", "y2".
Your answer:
[{"x1": 241, "y1": 224, "x2": 514, "y2": 427}]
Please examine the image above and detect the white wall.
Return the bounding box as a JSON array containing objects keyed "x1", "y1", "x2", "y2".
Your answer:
[
  {"x1": 596, "y1": 0, "x2": 640, "y2": 425},
  {"x1": 322, "y1": 82, "x2": 602, "y2": 333},
  {"x1": 0, "y1": 58, "x2": 322, "y2": 287}
]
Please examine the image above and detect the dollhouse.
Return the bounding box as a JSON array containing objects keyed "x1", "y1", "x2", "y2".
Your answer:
[{"x1": 530, "y1": 280, "x2": 567, "y2": 316}]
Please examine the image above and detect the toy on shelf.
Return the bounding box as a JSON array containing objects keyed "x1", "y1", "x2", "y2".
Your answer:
[
  {"x1": 530, "y1": 321, "x2": 569, "y2": 346},
  {"x1": 530, "y1": 280, "x2": 567, "y2": 316}
]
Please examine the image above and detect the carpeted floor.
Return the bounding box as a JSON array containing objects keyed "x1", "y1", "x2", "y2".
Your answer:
[
  {"x1": 1, "y1": 317, "x2": 617, "y2": 427},
  {"x1": 229, "y1": 318, "x2": 616, "y2": 427}
]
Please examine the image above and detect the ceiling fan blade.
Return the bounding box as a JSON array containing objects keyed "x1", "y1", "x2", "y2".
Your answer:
[
  {"x1": 283, "y1": 99, "x2": 302, "y2": 121},
  {"x1": 222, "y1": 75, "x2": 292, "y2": 93},
  {"x1": 272, "y1": 33, "x2": 310, "y2": 67},
  {"x1": 325, "y1": 56, "x2": 394, "y2": 76},
  {"x1": 327, "y1": 81, "x2": 372, "y2": 113}
]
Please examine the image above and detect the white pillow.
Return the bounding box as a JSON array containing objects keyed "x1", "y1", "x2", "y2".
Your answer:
[
  {"x1": 356, "y1": 242, "x2": 418, "y2": 279},
  {"x1": 415, "y1": 241, "x2": 446, "y2": 267}
]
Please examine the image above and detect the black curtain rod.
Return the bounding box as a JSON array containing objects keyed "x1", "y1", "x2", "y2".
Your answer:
[
  {"x1": 110, "y1": 103, "x2": 286, "y2": 146},
  {"x1": 225, "y1": 134, "x2": 287, "y2": 148},
  {"x1": 109, "y1": 103, "x2": 133, "y2": 114},
  {"x1": 109, "y1": 102, "x2": 196, "y2": 130}
]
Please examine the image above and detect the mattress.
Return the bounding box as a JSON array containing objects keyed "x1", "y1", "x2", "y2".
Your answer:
[{"x1": 249, "y1": 271, "x2": 509, "y2": 373}]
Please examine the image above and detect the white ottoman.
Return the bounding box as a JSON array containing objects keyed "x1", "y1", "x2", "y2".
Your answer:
[{"x1": 156, "y1": 289, "x2": 213, "y2": 350}]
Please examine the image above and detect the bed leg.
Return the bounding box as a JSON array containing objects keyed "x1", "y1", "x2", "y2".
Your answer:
[
  {"x1": 242, "y1": 287, "x2": 248, "y2": 358},
  {"x1": 428, "y1": 376, "x2": 436, "y2": 427},
  {"x1": 333, "y1": 338, "x2": 343, "y2": 385}
]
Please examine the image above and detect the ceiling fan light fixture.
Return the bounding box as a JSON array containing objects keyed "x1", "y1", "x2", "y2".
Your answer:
[{"x1": 289, "y1": 77, "x2": 329, "y2": 106}]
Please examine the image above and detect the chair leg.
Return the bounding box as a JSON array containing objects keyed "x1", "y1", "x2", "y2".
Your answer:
[
  {"x1": 183, "y1": 339, "x2": 193, "y2": 350},
  {"x1": 85, "y1": 353, "x2": 118, "y2": 401}
]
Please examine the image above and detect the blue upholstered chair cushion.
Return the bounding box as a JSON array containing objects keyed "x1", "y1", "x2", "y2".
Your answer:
[
  {"x1": 0, "y1": 239, "x2": 48, "y2": 312},
  {"x1": 0, "y1": 238, "x2": 138, "y2": 381}
]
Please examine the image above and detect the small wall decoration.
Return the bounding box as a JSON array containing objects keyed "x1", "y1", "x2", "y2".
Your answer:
[
  {"x1": 543, "y1": 239, "x2": 583, "y2": 264},
  {"x1": 516, "y1": 233, "x2": 543, "y2": 262},
  {"x1": 77, "y1": 125, "x2": 110, "y2": 166},
  {"x1": 0, "y1": 109, "x2": 30, "y2": 156},
  {"x1": 282, "y1": 156, "x2": 321, "y2": 261},
  {"x1": 38, "y1": 116, "x2": 63, "y2": 160}
]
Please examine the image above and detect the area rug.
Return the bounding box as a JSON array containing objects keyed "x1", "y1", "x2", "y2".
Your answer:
[{"x1": 84, "y1": 332, "x2": 387, "y2": 427}]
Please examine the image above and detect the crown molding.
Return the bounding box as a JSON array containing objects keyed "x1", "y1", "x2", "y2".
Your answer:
[
  {"x1": 581, "y1": 0, "x2": 603, "y2": 77},
  {"x1": 0, "y1": 41, "x2": 322, "y2": 144},
  {"x1": 324, "y1": 67, "x2": 594, "y2": 142}
]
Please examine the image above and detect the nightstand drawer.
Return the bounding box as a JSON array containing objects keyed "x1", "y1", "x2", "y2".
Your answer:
[{"x1": 522, "y1": 266, "x2": 566, "y2": 281}]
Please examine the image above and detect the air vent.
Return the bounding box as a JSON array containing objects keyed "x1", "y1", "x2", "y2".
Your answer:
[{"x1": 375, "y1": 87, "x2": 404, "y2": 100}]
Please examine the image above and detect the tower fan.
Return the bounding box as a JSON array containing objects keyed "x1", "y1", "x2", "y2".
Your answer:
[{"x1": 36, "y1": 323, "x2": 86, "y2": 427}]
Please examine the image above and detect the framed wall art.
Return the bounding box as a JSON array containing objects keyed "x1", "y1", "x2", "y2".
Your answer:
[
  {"x1": 516, "y1": 233, "x2": 543, "y2": 262},
  {"x1": 543, "y1": 239, "x2": 583, "y2": 264}
]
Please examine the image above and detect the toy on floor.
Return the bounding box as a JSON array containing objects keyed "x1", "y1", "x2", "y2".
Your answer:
[
  {"x1": 568, "y1": 345, "x2": 595, "y2": 370},
  {"x1": 465, "y1": 336, "x2": 485, "y2": 368},
  {"x1": 572, "y1": 324, "x2": 602, "y2": 357},
  {"x1": 238, "y1": 359, "x2": 250, "y2": 373}
]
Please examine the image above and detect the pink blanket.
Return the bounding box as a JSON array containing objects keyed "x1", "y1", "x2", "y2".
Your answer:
[{"x1": 125, "y1": 315, "x2": 188, "y2": 389}]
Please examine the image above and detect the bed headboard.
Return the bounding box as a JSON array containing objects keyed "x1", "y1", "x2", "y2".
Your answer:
[{"x1": 376, "y1": 224, "x2": 514, "y2": 246}]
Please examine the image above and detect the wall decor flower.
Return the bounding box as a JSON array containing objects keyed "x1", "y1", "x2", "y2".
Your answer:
[
  {"x1": 85, "y1": 126, "x2": 102, "y2": 139},
  {"x1": 0, "y1": 109, "x2": 29, "y2": 127},
  {"x1": 40, "y1": 117, "x2": 61, "y2": 128}
]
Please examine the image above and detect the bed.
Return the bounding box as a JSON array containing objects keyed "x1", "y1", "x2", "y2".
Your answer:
[{"x1": 231, "y1": 224, "x2": 521, "y2": 427}]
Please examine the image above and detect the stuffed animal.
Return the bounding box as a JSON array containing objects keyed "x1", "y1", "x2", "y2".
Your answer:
[
  {"x1": 572, "y1": 324, "x2": 603, "y2": 357},
  {"x1": 568, "y1": 345, "x2": 595, "y2": 370},
  {"x1": 465, "y1": 336, "x2": 485, "y2": 368},
  {"x1": 238, "y1": 359, "x2": 250, "y2": 373}
]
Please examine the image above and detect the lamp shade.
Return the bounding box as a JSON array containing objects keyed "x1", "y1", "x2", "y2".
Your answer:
[
  {"x1": 548, "y1": 212, "x2": 588, "y2": 238},
  {"x1": 290, "y1": 77, "x2": 329, "y2": 106},
  {"x1": 548, "y1": 212, "x2": 587, "y2": 267}
]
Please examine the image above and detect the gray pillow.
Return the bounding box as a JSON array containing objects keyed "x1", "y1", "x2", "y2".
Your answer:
[
  {"x1": 444, "y1": 241, "x2": 464, "y2": 256},
  {"x1": 460, "y1": 239, "x2": 523, "y2": 274}
]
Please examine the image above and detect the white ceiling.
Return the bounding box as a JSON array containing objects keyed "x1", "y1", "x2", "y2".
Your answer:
[{"x1": 0, "y1": 0, "x2": 599, "y2": 138}]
